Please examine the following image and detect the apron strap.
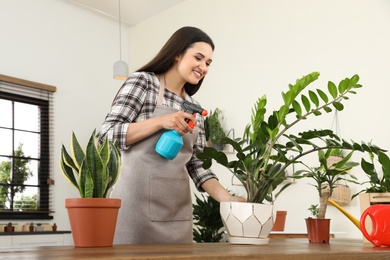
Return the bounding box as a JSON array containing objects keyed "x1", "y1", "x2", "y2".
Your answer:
[{"x1": 157, "y1": 76, "x2": 165, "y2": 106}]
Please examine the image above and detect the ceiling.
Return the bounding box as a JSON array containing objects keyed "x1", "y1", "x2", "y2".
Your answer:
[{"x1": 67, "y1": 0, "x2": 186, "y2": 26}]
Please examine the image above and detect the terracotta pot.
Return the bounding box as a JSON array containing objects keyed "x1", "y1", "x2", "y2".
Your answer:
[
  {"x1": 5, "y1": 226, "x2": 13, "y2": 232},
  {"x1": 29, "y1": 226, "x2": 34, "y2": 232},
  {"x1": 272, "y1": 211, "x2": 287, "y2": 231},
  {"x1": 305, "y1": 218, "x2": 331, "y2": 243},
  {"x1": 52, "y1": 226, "x2": 57, "y2": 232},
  {"x1": 65, "y1": 198, "x2": 121, "y2": 247}
]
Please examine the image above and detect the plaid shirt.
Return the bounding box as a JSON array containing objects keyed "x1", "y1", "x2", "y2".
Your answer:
[{"x1": 99, "y1": 71, "x2": 217, "y2": 192}]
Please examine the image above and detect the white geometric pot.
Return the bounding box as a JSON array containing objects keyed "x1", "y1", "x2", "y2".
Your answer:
[{"x1": 220, "y1": 201, "x2": 275, "y2": 245}]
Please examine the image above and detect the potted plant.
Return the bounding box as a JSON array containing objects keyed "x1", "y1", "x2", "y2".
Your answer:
[
  {"x1": 5, "y1": 222, "x2": 13, "y2": 233},
  {"x1": 29, "y1": 222, "x2": 34, "y2": 232},
  {"x1": 35, "y1": 223, "x2": 44, "y2": 232},
  {"x1": 193, "y1": 193, "x2": 225, "y2": 243},
  {"x1": 197, "y1": 72, "x2": 383, "y2": 244},
  {"x1": 60, "y1": 129, "x2": 121, "y2": 247},
  {"x1": 52, "y1": 223, "x2": 57, "y2": 232},
  {"x1": 206, "y1": 108, "x2": 227, "y2": 150},
  {"x1": 354, "y1": 151, "x2": 390, "y2": 198},
  {"x1": 293, "y1": 149, "x2": 359, "y2": 243},
  {"x1": 324, "y1": 148, "x2": 352, "y2": 206}
]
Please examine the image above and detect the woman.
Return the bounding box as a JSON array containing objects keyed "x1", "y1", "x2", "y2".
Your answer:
[{"x1": 99, "y1": 26, "x2": 245, "y2": 245}]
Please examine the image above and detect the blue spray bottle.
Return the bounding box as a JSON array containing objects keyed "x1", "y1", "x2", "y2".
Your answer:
[{"x1": 155, "y1": 101, "x2": 208, "y2": 160}]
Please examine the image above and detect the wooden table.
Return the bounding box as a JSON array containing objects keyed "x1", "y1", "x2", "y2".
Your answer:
[
  {"x1": 268, "y1": 231, "x2": 336, "y2": 239},
  {"x1": 1, "y1": 238, "x2": 390, "y2": 259}
]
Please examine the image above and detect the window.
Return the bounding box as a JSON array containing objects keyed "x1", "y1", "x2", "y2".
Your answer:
[{"x1": 0, "y1": 74, "x2": 56, "y2": 219}]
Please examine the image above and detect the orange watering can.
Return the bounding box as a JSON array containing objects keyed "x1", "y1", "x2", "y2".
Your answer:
[{"x1": 329, "y1": 199, "x2": 390, "y2": 247}]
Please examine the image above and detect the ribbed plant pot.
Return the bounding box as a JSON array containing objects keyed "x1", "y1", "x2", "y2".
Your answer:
[
  {"x1": 220, "y1": 201, "x2": 275, "y2": 245},
  {"x1": 65, "y1": 198, "x2": 121, "y2": 247},
  {"x1": 305, "y1": 218, "x2": 331, "y2": 244}
]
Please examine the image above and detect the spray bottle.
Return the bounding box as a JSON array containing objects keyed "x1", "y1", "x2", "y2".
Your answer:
[{"x1": 155, "y1": 101, "x2": 208, "y2": 160}]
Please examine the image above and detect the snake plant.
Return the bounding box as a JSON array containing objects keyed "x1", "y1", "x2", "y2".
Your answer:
[
  {"x1": 196, "y1": 72, "x2": 384, "y2": 204},
  {"x1": 60, "y1": 130, "x2": 121, "y2": 198}
]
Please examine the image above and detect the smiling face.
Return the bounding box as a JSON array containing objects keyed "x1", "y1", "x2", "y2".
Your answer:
[{"x1": 175, "y1": 42, "x2": 213, "y2": 85}]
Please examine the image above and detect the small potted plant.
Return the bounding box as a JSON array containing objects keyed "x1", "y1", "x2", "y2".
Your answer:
[
  {"x1": 52, "y1": 223, "x2": 57, "y2": 232},
  {"x1": 29, "y1": 222, "x2": 34, "y2": 232},
  {"x1": 5, "y1": 222, "x2": 13, "y2": 233},
  {"x1": 35, "y1": 223, "x2": 44, "y2": 231},
  {"x1": 206, "y1": 108, "x2": 227, "y2": 150},
  {"x1": 293, "y1": 149, "x2": 359, "y2": 243}
]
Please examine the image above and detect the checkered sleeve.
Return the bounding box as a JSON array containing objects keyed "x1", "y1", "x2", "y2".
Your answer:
[
  {"x1": 99, "y1": 72, "x2": 155, "y2": 150},
  {"x1": 186, "y1": 105, "x2": 218, "y2": 192}
]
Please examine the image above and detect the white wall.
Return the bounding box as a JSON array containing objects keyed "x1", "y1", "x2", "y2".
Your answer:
[
  {"x1": 0, "y1": 0, "x2": 129, "y2": 230},
  {"x1": 1, "y1": 0, "x2": 390, "y2": 240},
  {"x1": 128, "y1": 0, "x2": 390, "y2": 239}
]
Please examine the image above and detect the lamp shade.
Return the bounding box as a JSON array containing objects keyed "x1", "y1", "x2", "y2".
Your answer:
[{"x1": 113, "y1": 60, "x2": 129, "y2": 80}]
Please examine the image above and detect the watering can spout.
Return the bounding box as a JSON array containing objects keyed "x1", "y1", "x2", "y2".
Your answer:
[{"x1": 328, "y1": 199, "x2": 361, "y2": 230}]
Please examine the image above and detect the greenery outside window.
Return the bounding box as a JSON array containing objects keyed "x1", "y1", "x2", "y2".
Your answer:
[{"x1": 0, "y1": 75, "x2": 56, "y2": 219}]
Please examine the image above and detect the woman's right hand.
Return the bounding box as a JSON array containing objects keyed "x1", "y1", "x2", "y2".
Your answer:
[
  {"x1": 125, "y1": 111, "x2": 196, "y2": 146},
  {"x1": 160, "y1": 111, "x2": 196, "y2": 135}
]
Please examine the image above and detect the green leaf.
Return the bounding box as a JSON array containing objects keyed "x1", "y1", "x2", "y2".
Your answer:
[
  {"x1": 338, "y1": 79, "x2": 347, "y2": 93},
  {"x1": 78, "y1": 159, "x2": 88, "y2": 197},
  {"x1": 323, "y1": 107, "x2": 332, "y2": 113},
  {"x1": 282, "y1": 90, "x2": 293, "y2": 105},
  {"x1": 316, "y1": 89, "x2": 328, "y2": 103},
  {"x1": 292, "y1": 100, "x2": 302, "y2": 117},
  {"x1": 268, "y1": 114, "x2": 279, "y2": 130},
  {"x1": 59, "y1": 147, "x2": 79, "y2": 190},
  {"x1": 350, "y1": 74, "x2": 360, "y2": 85},
  {"x1": 70, "y1": 131, "x2": 85, "y2": 170},
  {"x1": 85, "y1": 132, "x2": 104, "y2": 198},
  {"x1": 301, "y1": 94, "x2": 310, "y2": 112},
  {"x1": 333, "y1": 102, "x2": 344, "y2": 111},
  {"x1": 309, "y1": 90, "x2": 319, "y2": 107},
  {"x1": 61, "y1": 144, "x2": 79, "y2": 172},
  {"x1": 277, "y1": 105, "x2": 289, "y2": 123},
  {"x1": 105, "y1": 141, "x2": 121, "y2": 196},
  {"x1": 328, "y1": 81, "x2": 337, "y2": 99},
  {"x1": 378, "y1": 151, "x2": 390, "y2": 176}
]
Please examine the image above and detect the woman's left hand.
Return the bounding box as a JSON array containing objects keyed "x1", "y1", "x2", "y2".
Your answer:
[{"x1": 229, "y1": 195, "x2": 246, "y2": 202}]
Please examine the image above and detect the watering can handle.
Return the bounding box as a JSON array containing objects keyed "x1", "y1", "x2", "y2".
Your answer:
[
  {"x1": 360, "y1": 211, "x2": 372, "y2": 240},
  {"x1": 360, "y1": 210, "x2": 383, "y2": 247}
]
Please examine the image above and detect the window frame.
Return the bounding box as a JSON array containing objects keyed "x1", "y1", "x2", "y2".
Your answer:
[{"x1": 0, "y1": 74, "x2": 56, "y2": 220}]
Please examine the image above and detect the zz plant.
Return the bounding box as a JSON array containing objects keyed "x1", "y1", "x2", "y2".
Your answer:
[
  {"x1": 197, "y1": 72, "x2": 383, "y2": 204},
  {"x1": 60, "y1": 130, "x2": 121, "y2": 198}
]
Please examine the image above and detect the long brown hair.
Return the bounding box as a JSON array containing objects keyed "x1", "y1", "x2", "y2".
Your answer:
[{"x1": 137, "y1": 26, "x2": 215, "y2": 96}]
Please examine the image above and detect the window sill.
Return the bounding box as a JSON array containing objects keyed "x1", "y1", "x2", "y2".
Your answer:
[{"x1": 0, "y1": 231, "x2": 71, "y2": 236}]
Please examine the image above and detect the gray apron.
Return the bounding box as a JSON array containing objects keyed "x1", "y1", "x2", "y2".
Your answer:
[{"x1": 111, "y1": 82, "x2": 198, "y2": 244}]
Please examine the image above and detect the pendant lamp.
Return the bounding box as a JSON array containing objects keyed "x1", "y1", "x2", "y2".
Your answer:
[{"x1": 113, "y1": 0, "x2": 129, "y2": 80}]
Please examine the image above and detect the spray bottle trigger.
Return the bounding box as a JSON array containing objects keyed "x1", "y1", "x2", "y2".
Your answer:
[{"x1": 187, "y1": 116, "x2": 195, "y2": 129}]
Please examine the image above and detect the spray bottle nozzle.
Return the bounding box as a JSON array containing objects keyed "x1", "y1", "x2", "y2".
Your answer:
[{"x1": 182, "y1": 101, "x2": 208, "y2": 129}]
